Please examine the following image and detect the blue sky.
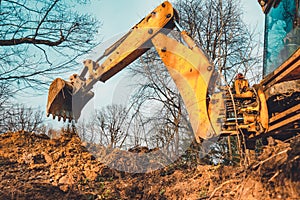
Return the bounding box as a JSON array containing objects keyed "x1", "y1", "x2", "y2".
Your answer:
[
  {"x1": 25, "y1": 0, "x2": 265, "y2": 127},
  {"x1": 82, "y1": 0, "x2": 264, "y2": 41},
  {"x1": 86, "y1": 0, "x2": 167, "y2": 38}
]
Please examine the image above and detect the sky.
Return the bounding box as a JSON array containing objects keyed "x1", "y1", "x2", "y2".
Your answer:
[
  {"x1": 79, "y1": 0, "x2": 264, "y2": 41},
  {"x1": 24, "y1": 0, "x2": 265, "y2": 128}
]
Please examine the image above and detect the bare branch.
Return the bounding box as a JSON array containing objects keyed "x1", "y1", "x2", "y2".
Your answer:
[
  {"x1": 0, "y1": 35, "x2": 65, "y2": 46},
  {"x1": 34, "y1": 0, "x2": 59, "y2": 38}
]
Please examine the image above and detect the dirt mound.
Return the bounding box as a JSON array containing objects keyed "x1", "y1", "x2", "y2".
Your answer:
[{"x1": 0, "y1": 130, "x2": 299, "y2": 199}]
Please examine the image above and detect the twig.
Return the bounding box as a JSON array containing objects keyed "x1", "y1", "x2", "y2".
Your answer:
[
  {"x1": 208, "y1": 179, "x2": 240, "y2": 200},
  {"x1": 252, "y1": 148, "x2": 290, "y2": 169},
  {"x1": 268, "y1": 170, "x2": 280, "y2": 182}
]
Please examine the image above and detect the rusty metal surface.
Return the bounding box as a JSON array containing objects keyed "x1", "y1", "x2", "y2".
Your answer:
[
  {"x1": 264, "y1": 79, "x2": 300, "y2": 100},
  {"x1": 265, "y1": 79, "x2": 300, "y2": 137}
]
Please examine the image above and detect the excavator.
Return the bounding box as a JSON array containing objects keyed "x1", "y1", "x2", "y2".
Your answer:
[{"x1": 47, "y1": 0, "x2": 299, "y2": 149}]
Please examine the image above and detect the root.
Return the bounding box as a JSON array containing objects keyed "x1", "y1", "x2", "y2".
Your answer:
[{"x1": 208, "y1": 179, "x2": 240, "y2": 200}]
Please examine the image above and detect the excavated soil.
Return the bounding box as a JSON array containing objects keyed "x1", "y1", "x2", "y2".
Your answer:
[{"x1": 0, "y1": 130, "x2": 299, "y2": 199}]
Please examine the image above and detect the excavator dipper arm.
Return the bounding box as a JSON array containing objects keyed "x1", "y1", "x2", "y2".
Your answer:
[{"x1": 151, "y1": 32, "x2": 216, "y2": 141}]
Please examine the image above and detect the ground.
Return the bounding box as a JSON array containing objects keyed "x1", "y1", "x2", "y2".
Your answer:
[{"x1": 0, "y1": 130, "x2": 299, "y2": 199}]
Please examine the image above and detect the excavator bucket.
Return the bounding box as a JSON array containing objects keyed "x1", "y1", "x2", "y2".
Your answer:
[
  {"x1": 47, "y1": 77, "x2": 95, "y2": 122},
  {"x1": 46, "y1": 78, "x2": 74, "y2": 122}
]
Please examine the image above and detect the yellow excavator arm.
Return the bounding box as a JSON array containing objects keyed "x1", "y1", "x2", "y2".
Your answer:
[
  {"x1": 47, "y1": 1, "x2": 179, "y2": 121},
  {"x1": 47, "y1": 1, "x2": 216, "y2": 141}
]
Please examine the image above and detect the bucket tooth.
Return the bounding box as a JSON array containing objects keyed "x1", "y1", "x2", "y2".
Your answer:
[{"x1": 66, "y1": 111, "x2": 70, "y2": 118}]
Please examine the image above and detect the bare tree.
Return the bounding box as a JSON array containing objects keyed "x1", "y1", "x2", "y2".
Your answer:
[
  {"x1": 76, "y1": 119, "x2": 97, "y2": 143},
  {"x1": 0, "y1": 83, "x2": 12, "y2": 123},
  {"x1": 0, "y1": 0, "x2": 100, "y2": 92},
  {"x1": 127, "y1": 111, "x2": 149, "y2": 147},
  {"x1": 92, "y1": 104, "x2": 130, "y2": 148},
  {"x1": 175, "y1": 0, "x2": 262, "y2": 83},
  {"x1": 129, "y1": 51, "x2": 193, "y2": 157},
  {"x1": 0, "y1": 104, "x2": 44, "y2": 133}
]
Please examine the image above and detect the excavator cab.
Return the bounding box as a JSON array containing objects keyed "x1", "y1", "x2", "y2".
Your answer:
[{"x1": 262, "y1": 0, "x2": 299, "y2": 76}]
